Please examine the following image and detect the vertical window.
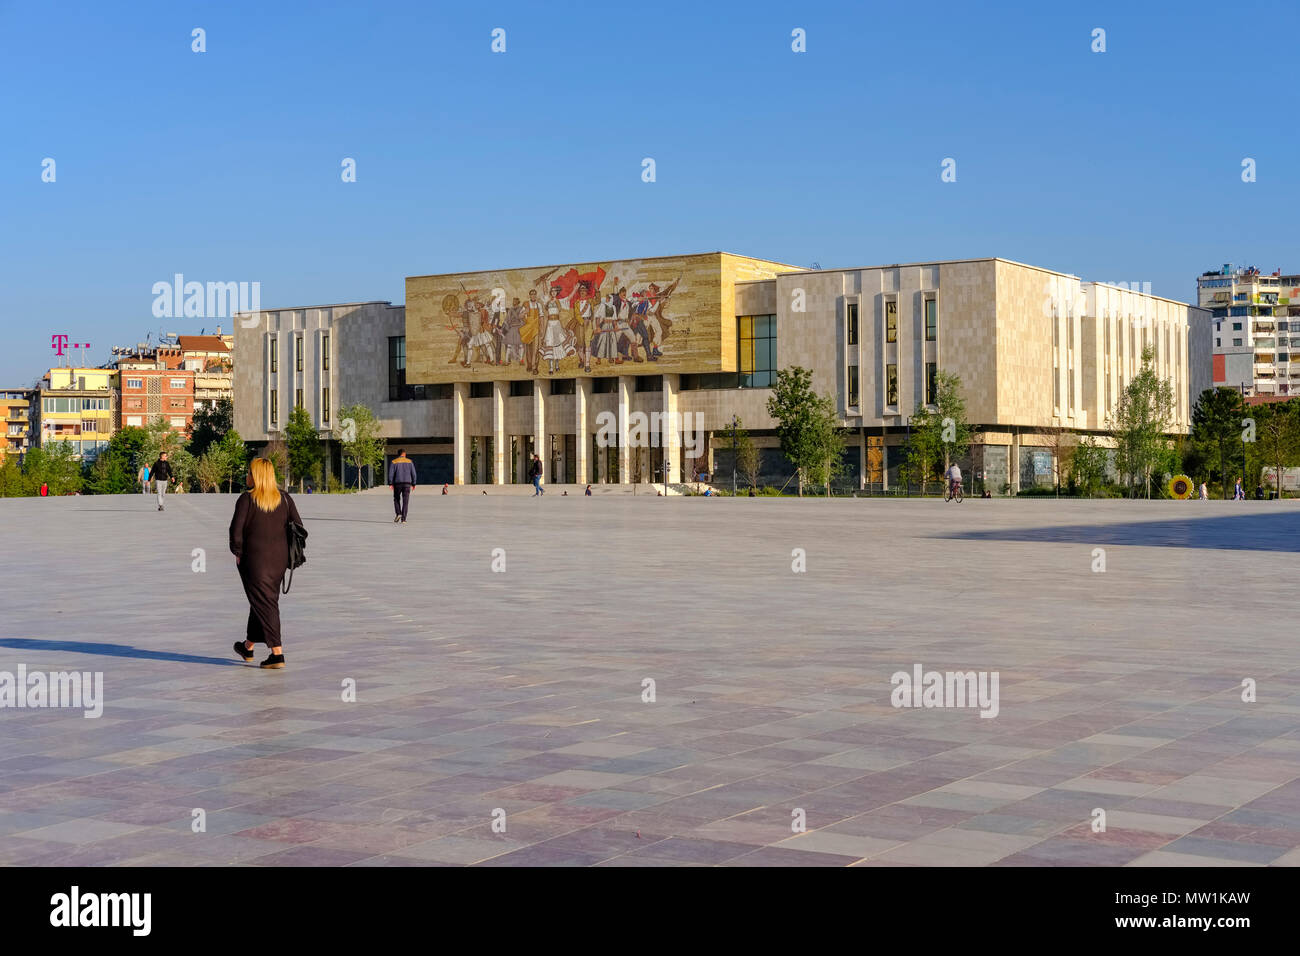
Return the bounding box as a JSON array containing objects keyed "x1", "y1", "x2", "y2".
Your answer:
[
  {"x1": 270, "y1": 389, "x2": 278, "y2": 425},
  {"x1": 886, "y1": 301, "x2": 898, "y2": 343},
  {"x1": 322, "y1": 387, "x2": 330, "y2": 423},
  {"x1": 848, "y1": 365, "x2": 859, "y2": 408},
  {"x1": 925, "y1": 363, "x2": 937, "y2": 405},
  {"x1": 322, "y1": 334, "x2": 330, "y2": 371},
  {"x1": 846, "y1": 303, "x2": 858, "y2": 346},
  {"x1": 295, "y1": 388, "x2": 303, "y2": 409},
  {"x1": 924, "y1": 298, "x2": 937, "y2": 341},
  {"x1": 295, "y1": 337, "x2": 303, "y2": 372},
  {"x1": 270, "y1": 338, "x2": 278, "y2": 373},
  {"x1": 1054, "y1": 371, "x2": 1060, "y2": 408},
  {"x1": 737, "y1": 315, "x2": 777, "y2": 387},
  {"x1": 389, "y1": 336, "x2": 407, "y2": 401},
  {"x1": 886, "y1": 363, "x2": 898, "y2": 406}
]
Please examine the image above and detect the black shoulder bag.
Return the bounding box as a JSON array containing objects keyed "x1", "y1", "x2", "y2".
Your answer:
[{"x1": 282, "y1": 500, "x2": 308, "y2": 594}]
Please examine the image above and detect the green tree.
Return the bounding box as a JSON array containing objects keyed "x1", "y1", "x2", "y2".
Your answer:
[
  {"x1": 0, "y1": 455, "x2": 26, "y2": 496},
  {"x1": 24, "y1": 442, "x2": 83, "y2": 495},
  {"x1": 218, "y1": 429, "x2": 247, "y2": 492},
  {"x1": 907, "y1": 372, "x2": 972, "y2": 495},
  {"x1": 139, "y1": 416, "x2": 185, "y2": 468},
  {"x1": 196, "y1": 448, "x2": 228, "y2": 492},
  {"x1": 1108, "y1": 346, "x2": 1174, "y2": 498},
  {"x1": 187, "y1": 397, "x2": 234, "y2": 456},
  {"x1": 766, "y1": 366, "x2": 843, "y2": 497},
  {"x1": 285, "y1": 405, "x2": 324, "y2": 493},
  {"x1": 261, "y1": 439, "x2": 290, "y2": 487},
  {"x1": 735, "y1": 422, "x2": 760, "y2": 491},
  {"x1": 1252, "y1": 399, "x2": 1300, "y2": 495},
  {"x1": 335, "y1": 403, "x2": 384, "y2": 489},
  {"x1": 1190, "y1": 387, "x2": 1247, "y2": 498},
  {"x1": 168, "y1": 447, "x2": 197, "y2": 492},
  {"x1": 1070, "y1": 436, "x2": 1108, "y2": 498}
]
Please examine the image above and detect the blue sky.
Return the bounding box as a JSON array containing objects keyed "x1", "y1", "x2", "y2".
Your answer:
[{"x1": 2, "y1": 0, "x2": 1296, "y2": 385}]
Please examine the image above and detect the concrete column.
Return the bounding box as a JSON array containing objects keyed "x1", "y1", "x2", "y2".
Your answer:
[
  {"x1": 1010, "y1": 430, "x2": 1021, "y2": 495},
  {"x1": 491, "y1": 381, "x2": 506, "y2": 485},
  {"x1": 858, "y1": 427, "x2": 867, "y2": 490},
  {"x1": 575, "y1": 377, "x2": 590, "y2": 486},
  {"x1": 533, "y1": 379, "x2": 547, "y2": 482},
  {"x1": 617, "y1": 375, "x2": 632, "y2": 483},
  {"x1": 452, "y1": 382, "x2": 468, "y2": 485},
  {"x1": 662, "y1": 373, "x2": 681, "y2": 483}
]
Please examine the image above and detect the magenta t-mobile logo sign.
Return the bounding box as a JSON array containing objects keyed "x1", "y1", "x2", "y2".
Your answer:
[{"x1": 51, "y1": 334, "x2": 91, "y2": 357}]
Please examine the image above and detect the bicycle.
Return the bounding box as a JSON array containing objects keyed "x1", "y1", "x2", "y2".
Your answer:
[{"x1": 945, "y1": 479, "x2": 963, "y2": 503}]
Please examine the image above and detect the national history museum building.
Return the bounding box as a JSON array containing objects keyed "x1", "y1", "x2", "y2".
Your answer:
[{"x1": 234, "y1": 252, "x2": 1210, "y2": 493}]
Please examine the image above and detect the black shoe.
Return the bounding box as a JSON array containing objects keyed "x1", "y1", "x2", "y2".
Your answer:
[
  {"x1": 401, "y1": 517, "x2": 407, "y2": 523},
  {"x1": 158, "y1": 505, "x2": 164, "y2": 511},
  {"x1": 260, "y1": 653, "x2": 285, "y2": 669},
  {"x1": 394, "y1": 515, "x2": 401, "y2": 523},
  {"x1": 233, "y1": 642, "x2": 254, "y2": 662}
]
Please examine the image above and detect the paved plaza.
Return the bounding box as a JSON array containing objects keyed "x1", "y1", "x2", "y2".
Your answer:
[{"x1": 1, "y1": 492, "x2": 1298, "y2": 867}]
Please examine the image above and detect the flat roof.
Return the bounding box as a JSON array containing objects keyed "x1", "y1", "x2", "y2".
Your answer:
[
  {"x1": 405, "y1": 251, "x2": 802, "y2": 281},
  {"x1": 232, "y1": 300, "x2": 395, "y2": 314},
  {"x1": 736, "y1": 257, "x2": 1202, "y2": 309}
]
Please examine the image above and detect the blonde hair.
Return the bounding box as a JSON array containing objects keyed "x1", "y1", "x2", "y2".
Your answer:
[{"x1": 249, "y1": 458, "x2": 282, "y2": 512}]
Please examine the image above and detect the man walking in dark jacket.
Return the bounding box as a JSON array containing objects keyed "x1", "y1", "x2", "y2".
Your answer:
[
  {"x1": 151, "y1": 452, "x2": 173, "y2": 511},
  {"x1": 387, "y1": 449, "x2": 417, "y2": 523},
  {"x1": 529, "y1": 454, "x2": 544, "y2": 495}
]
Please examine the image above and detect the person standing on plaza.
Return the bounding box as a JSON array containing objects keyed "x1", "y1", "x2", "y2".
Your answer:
[
  {"x1": 530, "y1": 454, "x2": 544, "y2": 496},
  {"x1": 1234, "y1": 476, "x2": 1245, "y2": 500},
  {"x1": 138, "y1": 462, "x2": 150, "y2": 495},
  {"x1": 387, "y1": 448, "x2": 417, "y2": 523},
  {"x1": 151, "y1": 451, "x2": 173, "y2": 511},
  {"x1": 230, "y1": 457, "x2": 302, "y2": 669}
]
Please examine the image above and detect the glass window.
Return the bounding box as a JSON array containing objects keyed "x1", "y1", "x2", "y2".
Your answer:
[
  {"x1": 847, "y1": 303, "x2": 858, "y2": 346},
  {"x1": 270, "y1": 389, "x2": 278, "y2": 425},
  {"x1": 295, "y1": 388, "x2": 303, "y2": 409},
  {"x1": 170, "y1": 417, "x2": 185, "y2": 427},
  {"x1": 635, "y1": 376, "x2": 663, "y2": 392},
  {"x1": 1233, "y1": 322, "x2": 1242, "y2": 330},
  {"x1": 470, "y1": 382, "x2": 493, "y2": 398},
  {"x1": 388, "y1": 336, "x2": 406, "y2": 401},
  {"x1": 886, "y1": 301, "x2": 898, "y2": 343},
  {"x1": 127, "y1": 378, "x2": 142, "y2": 389},
  {"x1": 322, "y1": 387, "x2": 330, "y2": 423},
  {"x1": 847, "y1": 365, "x2": 859, "y2": 408},
  {"x1": 270, "y1": 339, "x2": 278, "y2": 373},
  {"x1": 169, "y1": 379, "x2": 186, "y2": 389},
  {"x1": 322, "y1": 334, "x2": 330, "y2": 371},
  {"x1": 510, "y1": 380, "x2": 532, "y2": 397},
  {"x1": 886, "y1": 363, "x2": 898, "y2": 406},
  {"x1": 1233, "y1": 338, "x2": 1243, "y2": 346},
  {"x1": 926, "y1": 363, "x2": 937, "y2": 405},
  {"x1": 593, "y1": 377, "x2": 617, "y2": 394},
  {"x1": 295, "y1": 337, "x2": 303, "y2": 372},
  {"x1": 924, "y1": 299, "x2": 937, "y2": 341},
  {"x1": 127, "y1": 415, "x2": 143, "y2": 426},
  {"x1": 738, "y1": 314, "x2": 776, "y2": 387},
  {"x1": 550, "y1": 378, "x2": 575, "y2": 395}
]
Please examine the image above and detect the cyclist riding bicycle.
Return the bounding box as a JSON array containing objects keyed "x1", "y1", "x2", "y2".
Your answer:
[{"x1": 945, "y1": 463, "x2": 962, "y2": 498}]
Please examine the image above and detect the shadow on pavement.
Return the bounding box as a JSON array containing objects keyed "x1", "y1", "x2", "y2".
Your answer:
[
  {"x1": 934, "y1": 510, "x2": 1300, "y2": 553},
  {"x1": 0, "y1": 638, "x2": 241, "y2": 666}
]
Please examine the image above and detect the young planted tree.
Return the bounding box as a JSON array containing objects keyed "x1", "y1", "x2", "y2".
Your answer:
[
  {"x1": 1070, "y1": 436, "x2": 1109, "y2": 498},
  {"x1": 1108, "y1": 346, "x2": 1174, "y2": 498},
  {"x1": 261, "y1": 439, "x2": 291, "y2": 487},
  {"x1": 1040, "y1": 425, "x2": 1078, "y2": 498},
  {"x1": 139, "y1": 416, "x2": 186, "y2": 468},
  {"x1": 335, "y1": 403, "x2": 385, "y2": 489},
  {"x1": 766, "y1": 366, "x2": 842, "y2": 497},
  {"x1": 218, "y1": 429, "x2": 247, "y2": 492},
  {"x1": 285, "y1": 404, "x2": 324, "y2": 493},
  {"x1": 24, "y1": 441, "x2": 83, "y2": 495},
  {"x1": 908, "y1": 371, "x2": 972, "y2": 495},
  {"x1": 1190, "y1": 387, "x2": 1248, "y2": 498}
]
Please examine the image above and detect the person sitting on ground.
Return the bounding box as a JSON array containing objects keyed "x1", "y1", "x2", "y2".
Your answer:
[
  {"x1": 442, "y1": 483, "x2": 448, "y2": 495},
  {"x1": 585, "y1": 485, "x2": 592, "y2": 496}
]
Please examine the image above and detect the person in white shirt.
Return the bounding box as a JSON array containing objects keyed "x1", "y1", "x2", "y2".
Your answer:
[{"x1": 945, "y1": 463, "x2": 962, "y2": 497}]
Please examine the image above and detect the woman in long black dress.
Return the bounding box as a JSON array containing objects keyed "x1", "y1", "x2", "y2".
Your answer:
[{"x1": 229, "y1": 458, "x2": 302, "y2": 669}]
